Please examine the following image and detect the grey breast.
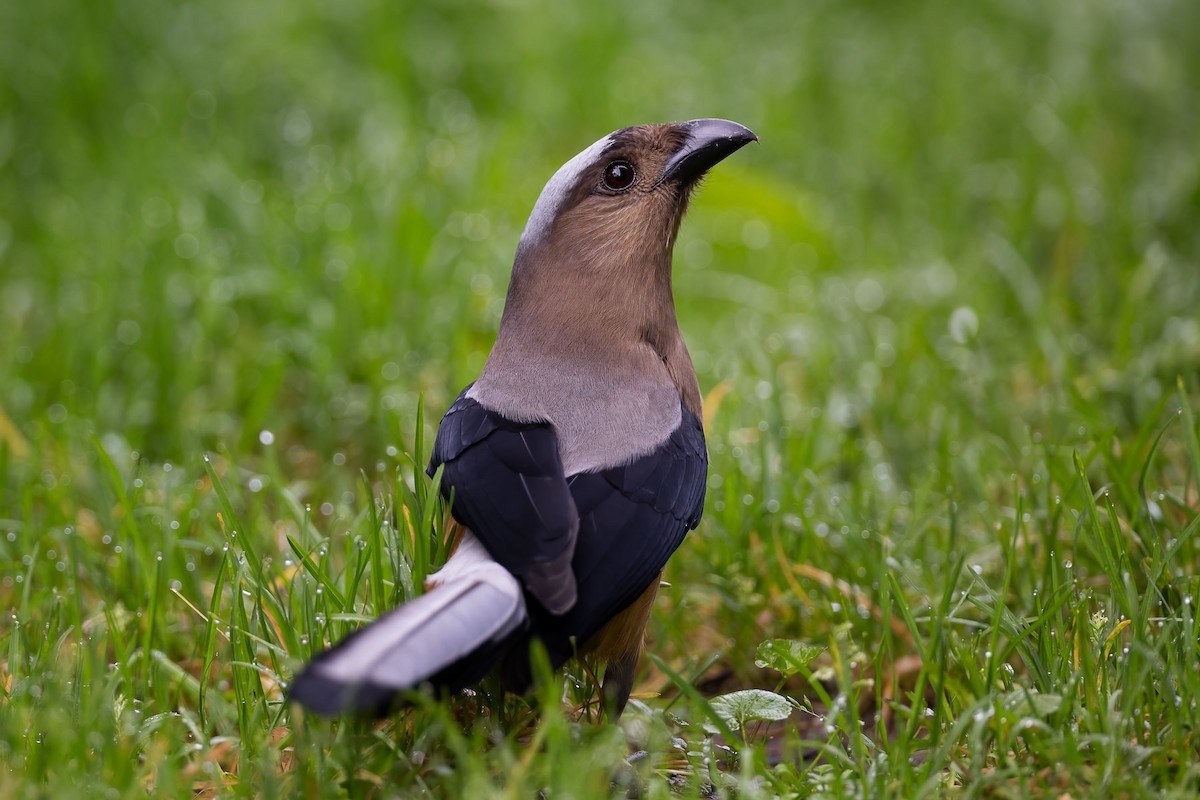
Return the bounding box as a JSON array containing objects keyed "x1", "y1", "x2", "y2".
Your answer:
[{"x1": 467, "y1": 352, "x2": 682, "y2": 476}]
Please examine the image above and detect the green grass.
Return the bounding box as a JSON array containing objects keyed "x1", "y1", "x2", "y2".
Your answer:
[{"x1": 3, "y1": 0, "x2": 1200, "y2": 796}]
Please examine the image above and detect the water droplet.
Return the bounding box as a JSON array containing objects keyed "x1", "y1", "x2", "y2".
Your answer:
[{"x1": 259, "y1": 430, "x2": 275, "y2": 446}]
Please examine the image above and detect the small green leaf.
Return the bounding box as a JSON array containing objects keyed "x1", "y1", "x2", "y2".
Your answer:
[
  {"x1": 1001, "y1": 689, "x2": 1062, "y2": 717},
  {"x1": 709, "y1": 689, "x2": 794, "y2": 731},
  {"x1": 754, "y1": 639, "x2": 825, "y2": 677}
]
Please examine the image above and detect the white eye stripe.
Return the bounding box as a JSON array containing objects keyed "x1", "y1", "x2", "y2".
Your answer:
[{"x1": 519, "y1": 132, "x2": 616, "y2": 246}]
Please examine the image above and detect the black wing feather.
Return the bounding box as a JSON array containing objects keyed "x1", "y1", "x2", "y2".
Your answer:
[
  {"x1": 431, "y1": 388, "x2": 707, "y2": 685},
  {"x1": 429, "y1": 389, "x2": 579, "y2": 610},
  {"x1": 518, "y1": 406, "x2": 707, "y2": 672}
]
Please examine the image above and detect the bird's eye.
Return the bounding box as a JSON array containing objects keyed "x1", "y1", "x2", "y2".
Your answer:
[{"x1": 602, "y1": 160, "x2": 636, "y2": 192}]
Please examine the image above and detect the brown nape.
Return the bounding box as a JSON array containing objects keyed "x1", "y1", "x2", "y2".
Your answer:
[{"x1": 495, "y1": 122, "x2": 704, "y2": 416}]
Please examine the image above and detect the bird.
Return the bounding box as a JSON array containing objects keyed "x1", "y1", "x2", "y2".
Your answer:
[{"x1": 290, "y1": 118, "x2": 757, "y2": 718}]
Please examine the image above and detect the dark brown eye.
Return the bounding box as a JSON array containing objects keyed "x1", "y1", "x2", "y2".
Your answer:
[{"x1": 602, "y1": 160, "x2": 636, "y2": 192}]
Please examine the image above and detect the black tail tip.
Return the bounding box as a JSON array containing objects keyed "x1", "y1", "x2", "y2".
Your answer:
[{"x1": 289, "y1": 668, "x2": 398, "y2": 717}]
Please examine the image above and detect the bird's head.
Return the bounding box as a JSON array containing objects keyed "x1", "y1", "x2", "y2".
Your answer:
[
  {"x1": 488, "y1": 118, "x2": 756, "y2": 397},
  {"x1": 512, "y1": 118, "x2": 757, "y2": 283}
]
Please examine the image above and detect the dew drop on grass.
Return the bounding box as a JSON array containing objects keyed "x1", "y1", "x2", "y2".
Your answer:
[
  {"x1": 248, "y1": 477, "x2": 263, "y2": 492},
  {"x1": 259, "y1": 430, "x2": 275, "y2": 446}
]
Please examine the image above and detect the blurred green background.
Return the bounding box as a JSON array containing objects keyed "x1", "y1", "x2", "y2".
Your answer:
[
  {"x1": 5, "y1": 0, "x2": 1197, "y2": 463},
  {"x1": 2, "y1": 0, "x2": 1200, "y2": 795}
]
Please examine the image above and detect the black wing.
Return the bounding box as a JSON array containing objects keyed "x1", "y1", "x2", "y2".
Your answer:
[
  {"x1": 428, "y1": 388, "x2": 579, "y2": 613},
  {"x1": 520, "y1": 405, "x2": 707, "y2": 670}
]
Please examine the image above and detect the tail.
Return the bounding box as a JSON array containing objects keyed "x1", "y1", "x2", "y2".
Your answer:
[{"x1": 289, "y1": 532, "x2": 527, "y2": 715}]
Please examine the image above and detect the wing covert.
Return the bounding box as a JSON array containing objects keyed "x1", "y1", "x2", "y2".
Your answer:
[
  {"x1": 429, "y1": 389, "x2": 579, "y2": 613},
  {"x1": 522, "y1": 405, "x2": 707, "y2": 667}
]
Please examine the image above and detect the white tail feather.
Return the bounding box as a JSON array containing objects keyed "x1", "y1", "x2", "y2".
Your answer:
[{"x1": 308, "y1": 532, "x2": 526, "y2": 691}]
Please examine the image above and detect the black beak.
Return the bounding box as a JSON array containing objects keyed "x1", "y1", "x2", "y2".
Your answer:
[{"x1": 658, "y1": 118, "x2": 757, "y2": 186}]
